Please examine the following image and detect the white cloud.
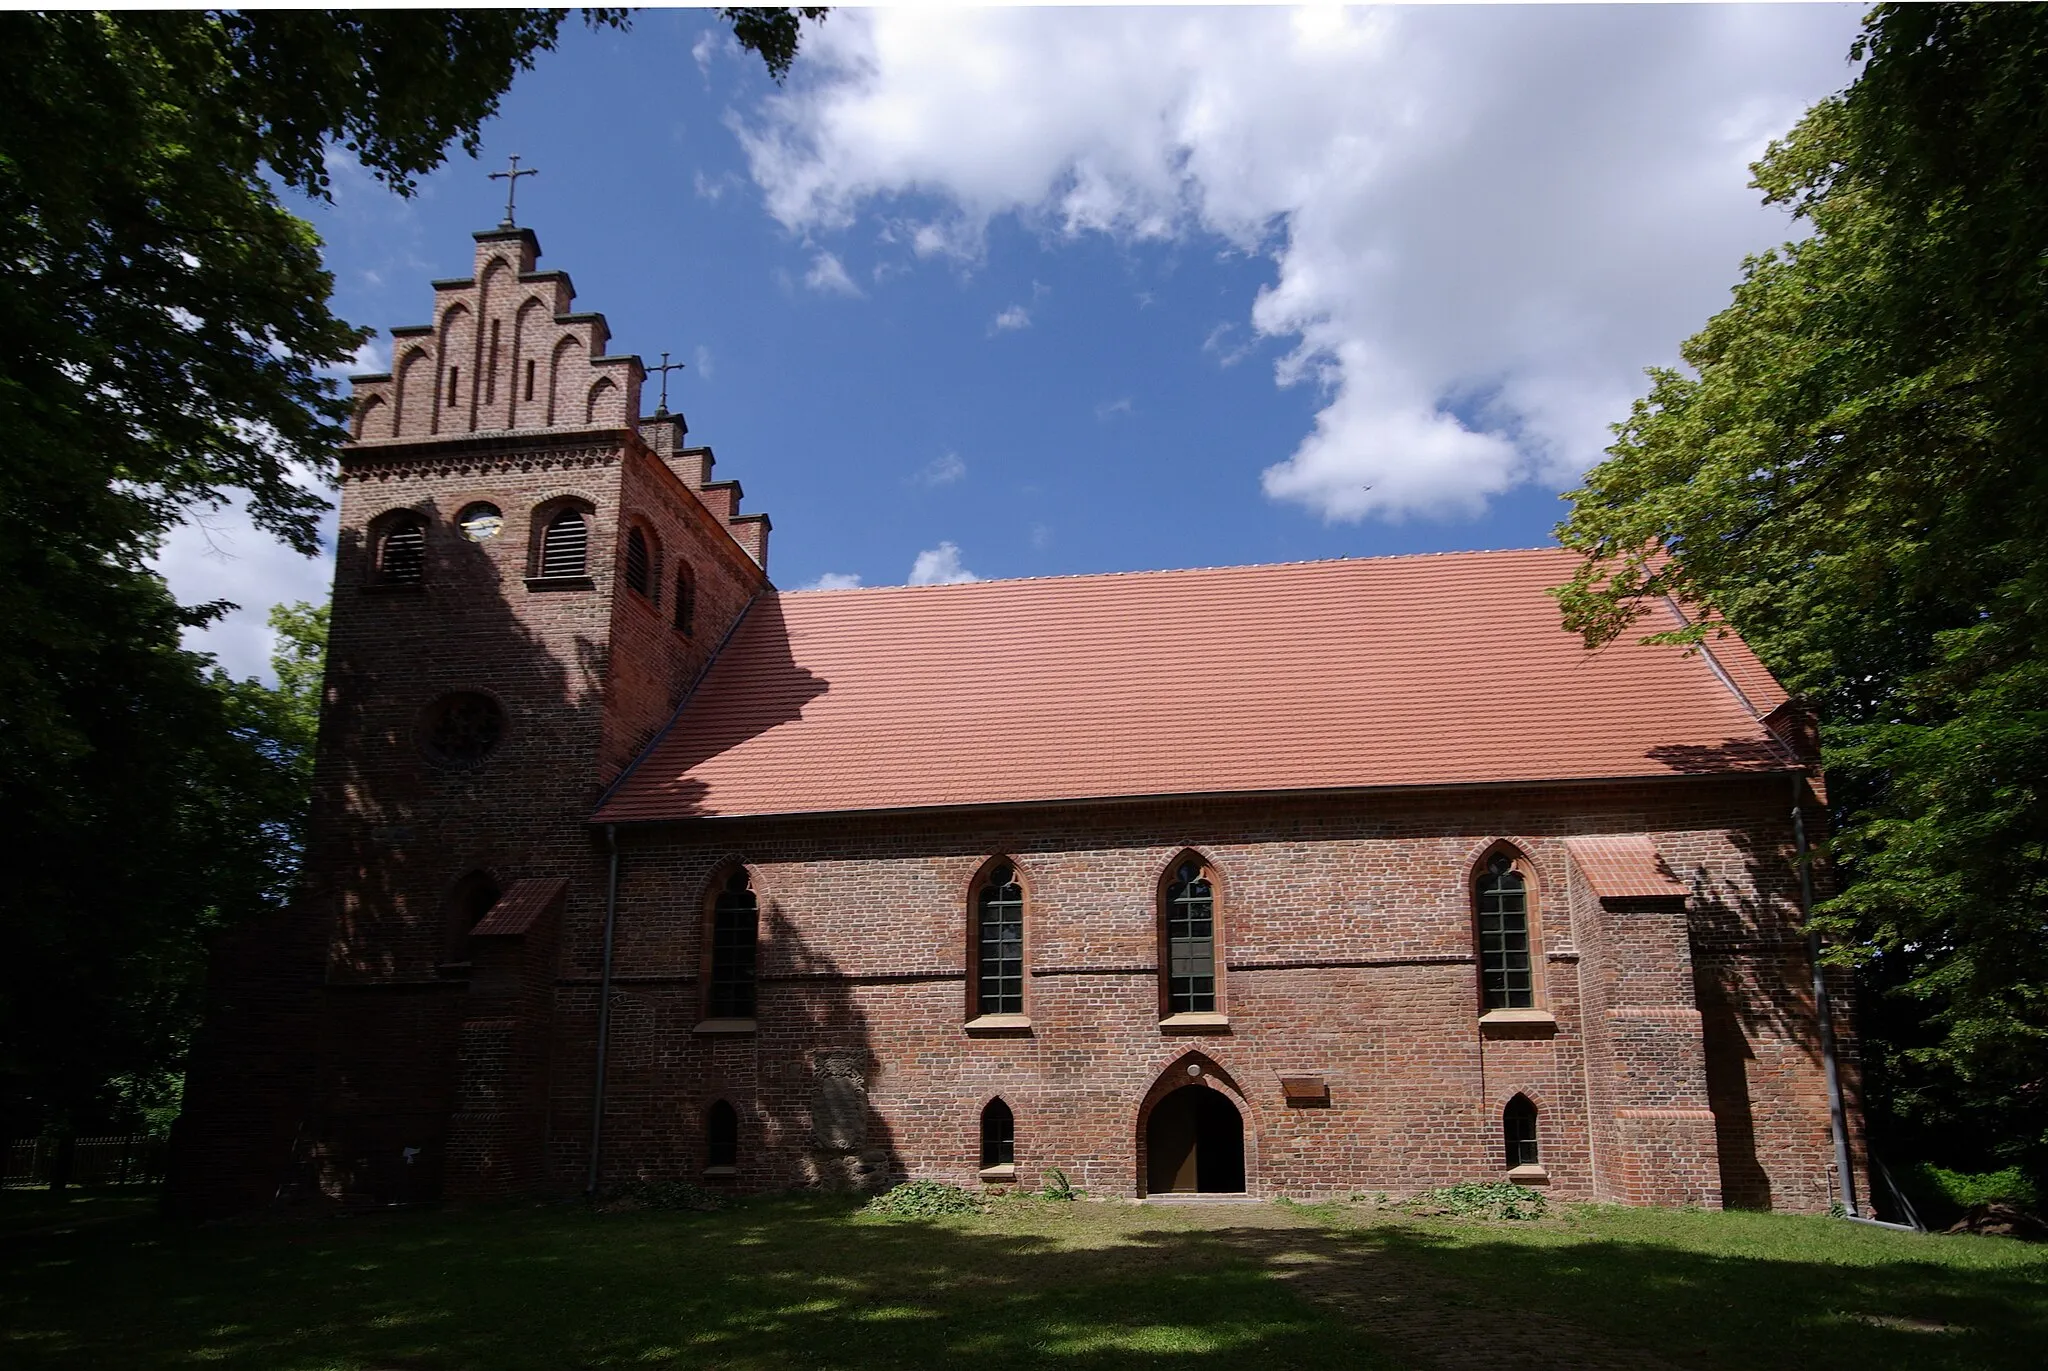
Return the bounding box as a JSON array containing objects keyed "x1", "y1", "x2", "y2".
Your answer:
[
  {"x1": 693, "y1": 344, "x2": 715, "y2": 382},
  {"x1": 989, "y1": 304, "x2": 1032, "y2": 333},
  {"x1": 802, "y1": 571, "x2": 864, "y2": 591},
  {"x1": 150, "y1": 485, "x2": 338, "y2": 684},
  {"x1": 803, "y1": 250, "x2": 863, "y2": 297},
  {"x1": 734, "y1": 6, "x2": 1864, "y2": 522},
  {"x1": 1095, "y1": 396, "x2": 1133, "y2": 421},
  {"x1": 908, "y1": 541, "x2": 979, "y2": 586},
  {"x1": 912, "y1": 451, "x2": 966, "y2": 487}
]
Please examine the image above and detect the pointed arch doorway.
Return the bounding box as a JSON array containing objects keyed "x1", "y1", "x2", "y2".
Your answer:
[{"x1": 1146, "y1": 1084, "x2": 1246, "y2": 1194}]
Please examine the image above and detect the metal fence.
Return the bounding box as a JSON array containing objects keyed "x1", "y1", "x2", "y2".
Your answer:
[{"x1": 3, "y1": 1134, "x2": 167, "y2": 1188}]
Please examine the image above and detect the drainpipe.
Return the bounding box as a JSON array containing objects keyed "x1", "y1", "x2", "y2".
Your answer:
[
  {"x1": 586, "y1": 823, "x2": 622, "y2": 1200},
  {"x1": 1793, "y1": 796, "x2": 1859, "y2": 1218}
]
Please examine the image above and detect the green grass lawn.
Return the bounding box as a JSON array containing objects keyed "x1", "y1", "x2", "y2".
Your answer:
[{"x1": 1, "y1": 1189, "x2": 2041, "y2": 1370}]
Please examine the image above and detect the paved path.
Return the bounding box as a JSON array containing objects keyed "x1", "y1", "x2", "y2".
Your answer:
[{"x1": 1160, "y1": 1202, "x2": 1682, "y2": 1371}]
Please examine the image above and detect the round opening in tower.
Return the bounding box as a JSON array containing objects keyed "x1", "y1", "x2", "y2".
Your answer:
[
  {"x1": 456, "y1": 502, "x2": 504, "y2": 542},
  {"x1": 419, "y1": 691, "x2": 506, "y2": 768}
]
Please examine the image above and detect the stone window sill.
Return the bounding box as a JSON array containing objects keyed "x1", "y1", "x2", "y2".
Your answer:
[
  {"x1": 692, "y1": 1018, "x2": 757, "y2": 1035},
  {"x1": 363, "y1": 581, "x2": 425, "y2": 594},
  {"x1": 702, "y1": 1165, "x2": 737, "y2": 1179},
  {"x1": 1507, "y1": 1163, "x2": 1550, "y2": 1185},
  {"x1": 978, "y1": 1164, "x2": 1017, "y2": 1184},
  {"x1": 525, "y1": 574, "x2": 595, "y2": 592},
  {"x1": 964, "y1": 1013, "x2": 1032, "y2": 1036},
  {"x1": 1479, "y1": 1008, "x2": 1557, "y2": 1035},
  {"x1": 1160, "y1": 1012, "x2": 1231, "y2": 1033}
]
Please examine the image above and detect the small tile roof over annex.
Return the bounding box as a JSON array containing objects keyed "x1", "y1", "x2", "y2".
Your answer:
[
  {"x1": 595, "y1": 548, "x2": 1798, "y2": 823},
  {"x1": 1563, "y1": 836, "x2": 1689, "y2": 902}
]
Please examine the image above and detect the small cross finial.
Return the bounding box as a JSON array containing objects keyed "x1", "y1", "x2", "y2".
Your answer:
[
  {"x1": 648, "y1": 350, "x2": 687, "y2": 415},
  {"x1": 488, "y1": 154, "x2": 538, "y2": 229}
]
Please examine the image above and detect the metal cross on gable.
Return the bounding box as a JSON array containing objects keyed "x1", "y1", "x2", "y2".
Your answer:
[
  {"x1": 489, "y1": 155, "x2": 538, "y2": 228},
  {"x1": 647, "y1": 351, "x2": 686, "y2": 415}
]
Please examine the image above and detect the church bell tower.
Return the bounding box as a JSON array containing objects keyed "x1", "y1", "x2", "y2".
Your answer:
[{"x1": 171, "y1": 215, "x2": 773, "y2": 1213}]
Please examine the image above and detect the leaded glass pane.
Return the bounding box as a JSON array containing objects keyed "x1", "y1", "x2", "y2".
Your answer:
[
  {"x1": 709, "y1": 870, "x2": 757, "y2": 1018},
  {"x1": 977, "y1": 864, "x2": 1024, "y2": 1016},
  {"x1": 1166, "y1": 860, "x2": 1216, "y2": 1014},
  {"x1": 1478, "y1": 854, "x2": 1533, "y2": 1010}
]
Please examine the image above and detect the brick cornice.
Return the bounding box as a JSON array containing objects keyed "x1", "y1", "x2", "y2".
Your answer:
[{"x1": 340, "y1": 427, "x2": 629, "y2": 482}]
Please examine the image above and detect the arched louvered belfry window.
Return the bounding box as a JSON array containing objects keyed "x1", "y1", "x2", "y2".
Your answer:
[
  {"x1": 1163, "y1": 858, "x2": 1217, "y2": 1015},
  {"x1": 1504, "y1": 1094, "x2": 1539, "y2": 1169},
  {"x1": 707, "y1": 869, "x2": 758, "y2": 1020},
  {"x1": 538, "y1": 507, "x2": 588, "y2": 578},
  {"x1": 1476, "y1": 851, "x2": 1535, "y2": 1010},
  {"x1": 374, "y1": 513, "x2": 427, "y2": 585},
  {"x1": 975, "y1": 862, "x2": 1024, "y2": 1017},
  {"x1": 624, "y1": 526, "x2": 651, "y2": 599},
  {"x1": 674, "y1": 563, "x2": 696, "y2": 636},
  {"x1": 980, "y1": 1098, "x2": 1015, "y2": 1169},
  {"x1": 706, "y1": 1099, "x2": 738, "y2": 1170}
]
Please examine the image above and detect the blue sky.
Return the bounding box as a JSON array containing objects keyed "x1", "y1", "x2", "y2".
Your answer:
[{"x1": 158, "y1": 4, "x2": 1866, "y2": 680}]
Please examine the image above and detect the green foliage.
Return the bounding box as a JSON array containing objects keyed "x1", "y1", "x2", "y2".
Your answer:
[
  {"x1": 720, "y1": 8, "x2": 829, "y2": 81},
  {"x1": 861, "y1": 1179, "x2": 986, "y2": 1219},
  {"x1": 1552, "y1": 3, "x2": 2048, "y2": 1181},
  {"x1": 0, "y1": 10, "x2": 818, "y2": 1140},
  {"x1": 1041, "y1": 1166, "x2": 1078, "y2": 1200},
  {"x1": 1401, "y1": 1182, "x2": 1548, "y2": 1222},
  {"x1": 603, "y1": 1179, "x2": 724, "y2": 1213},
  {"x1": 1900, "y1": 1163, "x2": 2040, "y2": 1223}
]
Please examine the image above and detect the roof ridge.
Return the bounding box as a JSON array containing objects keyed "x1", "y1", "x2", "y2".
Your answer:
[{"x1": 785, "y1": 545, "x2": 1569, "y2": 595}]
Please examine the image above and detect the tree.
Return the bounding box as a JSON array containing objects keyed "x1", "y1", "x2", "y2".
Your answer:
[
  {"x1": 0, "y1": 10, "x2": 822, "y2": 1145},
  {"x1": 1555, "y1": 4, "x2": 2048, "y2": 1180}
]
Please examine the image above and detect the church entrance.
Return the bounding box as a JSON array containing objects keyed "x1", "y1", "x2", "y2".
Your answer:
[{"x1": 1146, "y1": 1084, "x2": 1246, "y2": 1194}]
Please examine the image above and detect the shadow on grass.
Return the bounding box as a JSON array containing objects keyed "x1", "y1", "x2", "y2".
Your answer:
[
  {"x1": 7, "y1": 1196, "x2": 2044, "y2": 1371},
  {"x1": 0, "y1": 1195, "x2": 1398, "y2": 1371},
  {"x1": 1291, "y1": 1206, "x2": 2048, "y2": 1371}
]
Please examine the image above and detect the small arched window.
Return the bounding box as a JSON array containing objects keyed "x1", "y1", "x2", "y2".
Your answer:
[
  {"x1": 708, "y1": 869, "x2": 758, "y2": 1020},
  {"x1": 1504, "y1": 1094, "x2": 1539, "y2": 1170},
  {"x1": 539, "y1": 507, "x2": 588, "y2": 578},
  {"x1": 1164, "y1": 859, "x2": 1217, "y2": 1015},
  {"x1": 706, "y1": 1100, "x2": 738, "y2": 1170},
  {"x1": 624, "y1": 526, "x2": 651, "y2": 599},
  {"x1": 980, "y1": 1098, "x2": 1015, "y2": 1170},
  {"x1": 374, "y1": 514, "x2": 427, "y2": 586},
  {"x1": 1477, "y1": 851, "x2": 1534, "y2": 1010},
  {"x1": 674, "y1": 563, "x2": 697, "y2": 636},
  {"x1": 975, "y1": 863, "x2": 1024, "y2": 1017},
  {"x1": 445, "y1": 871, "x2": 500, "y2": 963}
]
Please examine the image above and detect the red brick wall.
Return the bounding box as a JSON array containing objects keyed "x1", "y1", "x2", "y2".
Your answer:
[{"x1": 559, "y1": 776, "x2": 1853, "y2": 1210}]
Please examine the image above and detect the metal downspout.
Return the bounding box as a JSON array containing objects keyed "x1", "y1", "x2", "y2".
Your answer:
[
  {"x1": 586, "y1": 823, "x2": 621, "y2": 1199},
  {"x1": 1794, "y1": 795, "x2": 1859, "y2": 1218}
]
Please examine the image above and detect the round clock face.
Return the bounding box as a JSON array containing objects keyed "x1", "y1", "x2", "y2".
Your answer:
[{"x1": 457, "y1": 502, "x2": 503, "y2": 542}]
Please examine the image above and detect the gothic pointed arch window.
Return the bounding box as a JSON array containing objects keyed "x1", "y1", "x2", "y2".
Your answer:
[
  {"x1": 1504, "y1": 1094, "x2": 1540, "y2": 1170},
  {"x1": 1475, "y1": 849, "x2": 1537, "y2": 1011},
  {"x1": 706, "y1": 868, "x2": 758, "y2": 1021},
  {"x1": 623, "y1": 524, "x2": 654, "y2": 601},
  {"x1": 971, "y1": 861, "x2": 1025, "y2": 1018},
  {"x1": 370, "y1": 510, "x2": 427, "y2": 586},
  {"x1": 444, "y1": 870, "x2": 500, "y2": 963},
  {"x1": 674, "y1": 562, "x2": 697, "y2": 636},
  {"x1": 706, "y1": 1099, "x2": 739, "y2": 1171},
  {"x1": 980, "y1": 1098, "x2": 1015, "y2": 1171},
  {"x1": 1161, "y1": 855, "x2": 1220, "y2": 1017}
]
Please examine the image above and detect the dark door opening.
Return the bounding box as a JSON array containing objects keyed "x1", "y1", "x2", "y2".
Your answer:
[{"x1": 1145, "y1": 1084, "x2": 1246, "y2": 1194}]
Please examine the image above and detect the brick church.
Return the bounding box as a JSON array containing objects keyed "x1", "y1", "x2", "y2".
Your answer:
[{"x1": 170, "y1": 224, "x2": 1863, "y2": 1216}]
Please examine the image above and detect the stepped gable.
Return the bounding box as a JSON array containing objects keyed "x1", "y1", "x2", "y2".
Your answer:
[
  {"x1": 596, "y1": 546, "x2": 1800, "y2": 823},
  {"x1": 345, "y1": 227, "x2": 644, "y2": 441}
]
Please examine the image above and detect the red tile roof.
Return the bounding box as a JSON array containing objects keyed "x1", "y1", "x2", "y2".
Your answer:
[
  {"x1": 595, "y1": 548, "x2": 1797, "y2": 823},
  {"x1": 472, "y1": 878, "x2": 567, "y2": 937},
  {"x1": 1563, "y1": 835, "x2": 1689, "y2": 901}
]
